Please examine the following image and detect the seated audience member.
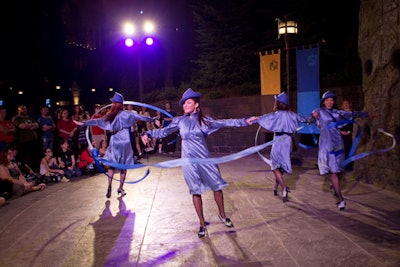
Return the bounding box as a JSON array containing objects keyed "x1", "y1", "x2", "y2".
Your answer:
[
  {"x1": 9, "y1": 146, "x2": 41, "y2": 184},
  {"x1": 40, "y1": 147, "x2": 65, "y2": 183},
  {"x1": 96, "y1": 139, "x2": 109, "y2": 170},
  {"x1": 0, "y1": 147, "x2": 46, "y2": 198},
  {"x1": 57, "y1": 139, "x2": 82, "y2": 180},
  {"x1": 0, "y1": 107, "x2": 16, "y2": 150},
  {"x1": 99, "y1": 139, "x2": 108, "y2": 157},
  {"x1": 0, "y1": 180, "x2": 11, "y2": 200},
  {"x1": 78, "y1": 143, "x2": 97, "y2": 175},
  {"x1": 0, "y1": 196, "x2": 5, "y2": 207}
]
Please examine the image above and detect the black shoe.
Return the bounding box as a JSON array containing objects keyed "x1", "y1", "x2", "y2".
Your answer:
[
  {"x1": 198, "y1": 226, "x2": 207, "y2": 238},
  {"x1": 338, "y1": 200, "x2": 346, "y2": 210},
  {"x1": 218, "y1": 214, "x2": 234, "y2": 227},
  {"x1": 117, "y1": 188, "x2": 127, "y2": 197},
  {"x1": 106, "y1": 186, "x2": 111, "y2": 198},
  {"x1": 273, "y1": 189, "x2": 278, "y2": 196},
  {"x1": 282, "y1": 187, "x2": 290, "y2": 203}
]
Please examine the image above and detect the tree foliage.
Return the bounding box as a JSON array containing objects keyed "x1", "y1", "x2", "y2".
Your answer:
[{"x1": 190, "y1": 1, "x2": 260, "y2": 90}]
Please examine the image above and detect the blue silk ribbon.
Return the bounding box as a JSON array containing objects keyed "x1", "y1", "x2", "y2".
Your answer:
[
  {"x1": 340, "y1": 128, "x2": 396, "y2": 169},
  {"x1": 85, "y1": 101, "x2": 274, "y2": 184},
  {"x1": 254, "y1": 126, "x2": 272, "y2": 166},
  {"x1": 95, "y1": 140, "x2": 274, "y2": 170},
  {"x1": 297, "y1": 123, "x2": 318, "y2": 149},
  {"x1": 303, "y1": 120, "x2": 396, "y2": 169}
]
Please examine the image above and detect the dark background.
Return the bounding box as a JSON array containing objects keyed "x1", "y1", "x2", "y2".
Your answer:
[{"x1": 0, "y1": 0, "x2": 361, "y2": 111}]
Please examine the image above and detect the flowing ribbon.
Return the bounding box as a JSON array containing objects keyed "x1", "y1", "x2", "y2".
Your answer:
[
  {"x1": 297, "y1": 123, "x2": 318, "y2": 149},
  {"x1": 254, "y1": 126, "x2": 272, "y2": 166},
  {"x1": 85, "y1": 101, "x2": 273, "y2": 183},
  {"x1": 94, "y1": 141, "x2": 273, "y2": 170},
  {"x1": 309, "y1": 120, "x2": 395, "y2": 169},
  {"x1": 340, "y1": 128, "x2": 396, "y2": 169}
]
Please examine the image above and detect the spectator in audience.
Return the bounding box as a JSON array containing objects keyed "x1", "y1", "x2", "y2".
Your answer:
[
  {"x1": 9, "y1": 146, "x2": 41, "y2": 185},
  {"x1": 162, "y1": 101, "x2": 177, "y2": 155},
  {"x1": 37, "y1": 106, "x2": 56, "y2": 152},
  {"x1": 154, "y1": 110, "x2": 164, "y2": 153},
  {"x1": 339, "y1": 98, "x2": 354, "y2": 171},
  {"x1": 76, "y1": 110, "x2": 90, "y2": 154},
  {"x1": 0, "y1": 196, "x2": 5, "y2": 207},
  {"x1": 125, "y1": 104, "x2": 142, "y2": 159},
  {"x1": 12, "y1": 105, "x2": 40, "y2": 168},
  {"x1": 0, "y1": 147, "x2": 46, "y2": 198},
  {"x1": 57, "y1": 109, "x2": 78, "y2": 153},
  {"x1": 0, "y1": 107, "x2": 16, "y2": 150},
  {"x1": 40, "y1": 147, "x2": 65, "y2": 183},
  {"x1": 99, "y1": 139, "x2": 108, "y2": 157},
  {"x1": 57, "y1": 138, "x2": 81, "y2": 180},
  {"x1": 137, "y1": 106, "x2": 151, "y2": 133},
  {"x1": 90, "y1": 104, "x2": 107, "y2": 150},
  {"x1": 0, "y1": 179, "x2": 11, "y2": 201},
  {"x1": 78, "y1": 143, "x2": 97, "y2": 175},
  {"x1": 71, "y1": 105, "x2": 84, "y2": 121},
  {"x1": 139, "y1": 106, "x2": 155, "y2": 153}
]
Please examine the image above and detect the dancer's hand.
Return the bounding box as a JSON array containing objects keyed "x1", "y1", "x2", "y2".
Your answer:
[
  {"x1": 246, "y1": 116, "x2": 258, "y2": 125},
  {"x1": 141, "y1": 133, "x2": 149, "y2": 145},
  {"x1": 73, "y1": 120, "x2": 83, "y2": 126}
]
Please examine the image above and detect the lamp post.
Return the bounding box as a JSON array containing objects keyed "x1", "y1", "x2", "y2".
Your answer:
[
  {"x1": 123, "y1": 19, "x2": 156, "y2": 101},
  {"x1": 277, "y1": 18, "x2": 298, "y2": 100}
]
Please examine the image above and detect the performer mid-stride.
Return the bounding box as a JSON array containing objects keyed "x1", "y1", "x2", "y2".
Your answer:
[{"x1": 74, "y1": 92, "x2": 154, "y2": 198}]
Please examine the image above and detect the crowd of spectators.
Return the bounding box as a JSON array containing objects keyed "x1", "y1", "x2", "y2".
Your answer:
[{"x1": 0, "y1": 101, "x2": 178, "y2": 206}]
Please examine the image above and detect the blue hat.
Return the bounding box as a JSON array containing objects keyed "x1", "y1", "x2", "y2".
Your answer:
[
  {"x1": 179, "y1": 88, "x2": 202, "y2": 106},
  {"x1": 274, "y1": 92, "x2": 289, "y2": 105},
  {"x1": 321, "y1": 90, "x2": 336, "y2": 102},
  {"x1": 110, "y1": 92, "x2": 124, "y2": 103}
]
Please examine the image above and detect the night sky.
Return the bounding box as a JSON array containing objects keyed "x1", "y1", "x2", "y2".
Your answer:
[{"x1": 0, "y1": 0, "x2": 360, "y2": 108}]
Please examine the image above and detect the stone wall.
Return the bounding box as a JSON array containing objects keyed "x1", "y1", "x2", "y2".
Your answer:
[
  {"x1": 167, "y1": 95, "x2": 264, "y2": 153},
  {"x1": 358, "y1": 0, "x2": 400, "y2": 192}
]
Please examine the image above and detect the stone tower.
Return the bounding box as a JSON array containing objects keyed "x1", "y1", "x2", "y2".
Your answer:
[{"x1": 358, "y1": 0, "x2": 400, "y2": 192}]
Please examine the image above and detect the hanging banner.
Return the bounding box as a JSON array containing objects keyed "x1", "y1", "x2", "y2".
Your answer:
[
  {"x1": 259, "y1": 50, "x2": 281, "y2": 95},
  {"x1": 296, "y1": 45, "x2": 320, "y2": 134}
]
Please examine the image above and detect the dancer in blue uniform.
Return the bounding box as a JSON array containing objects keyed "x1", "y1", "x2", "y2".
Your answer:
[
  {"x1": 141, "y1": 88, "x2": 255, "y2": 238},
  {"x1": 309, "y1": 91, "x2": 368, "y2": 210},
  {"x1": 74, "y1": 92, "x2": 154, "y2": 198},
  {"x1": 253, "y1": 92, "x2": 307, "y2": 202}
]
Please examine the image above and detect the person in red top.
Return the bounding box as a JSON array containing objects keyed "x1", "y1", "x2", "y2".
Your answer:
[
  {"x1": 57, "y1": 109, "x2": 77, "y2": 151},
  {"x1": 0, "y1": 107, "x2": 16, "y2": 150},
  {"x1": 90, "y1": 104, "x2": 107, "y2": 150},
  {"x1": 78, "y1": 143, "x2": 97, "y2": 175}
]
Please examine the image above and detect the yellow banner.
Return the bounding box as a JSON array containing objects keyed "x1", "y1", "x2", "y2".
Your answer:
[{"x1": 259, "y1": 50, "x2": 281, "y2": 95}]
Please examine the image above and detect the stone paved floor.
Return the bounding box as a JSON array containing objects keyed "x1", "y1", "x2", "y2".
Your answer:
[{"x1": 0, "y1": 153, "x2": 399, "y2": 267}]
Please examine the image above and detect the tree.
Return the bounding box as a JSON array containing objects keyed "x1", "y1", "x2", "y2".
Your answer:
[{"x1": 190, "y1": 1, "x2": 260, "y2": 90}]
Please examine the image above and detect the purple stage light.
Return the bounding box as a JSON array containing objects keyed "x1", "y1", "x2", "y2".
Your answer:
[
  {"x1": 125, "y1": 38, "x2": 134, "y2": 47},
  {"x1": 145, "y1": 37, "x2": 154, "y2": 46}
]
